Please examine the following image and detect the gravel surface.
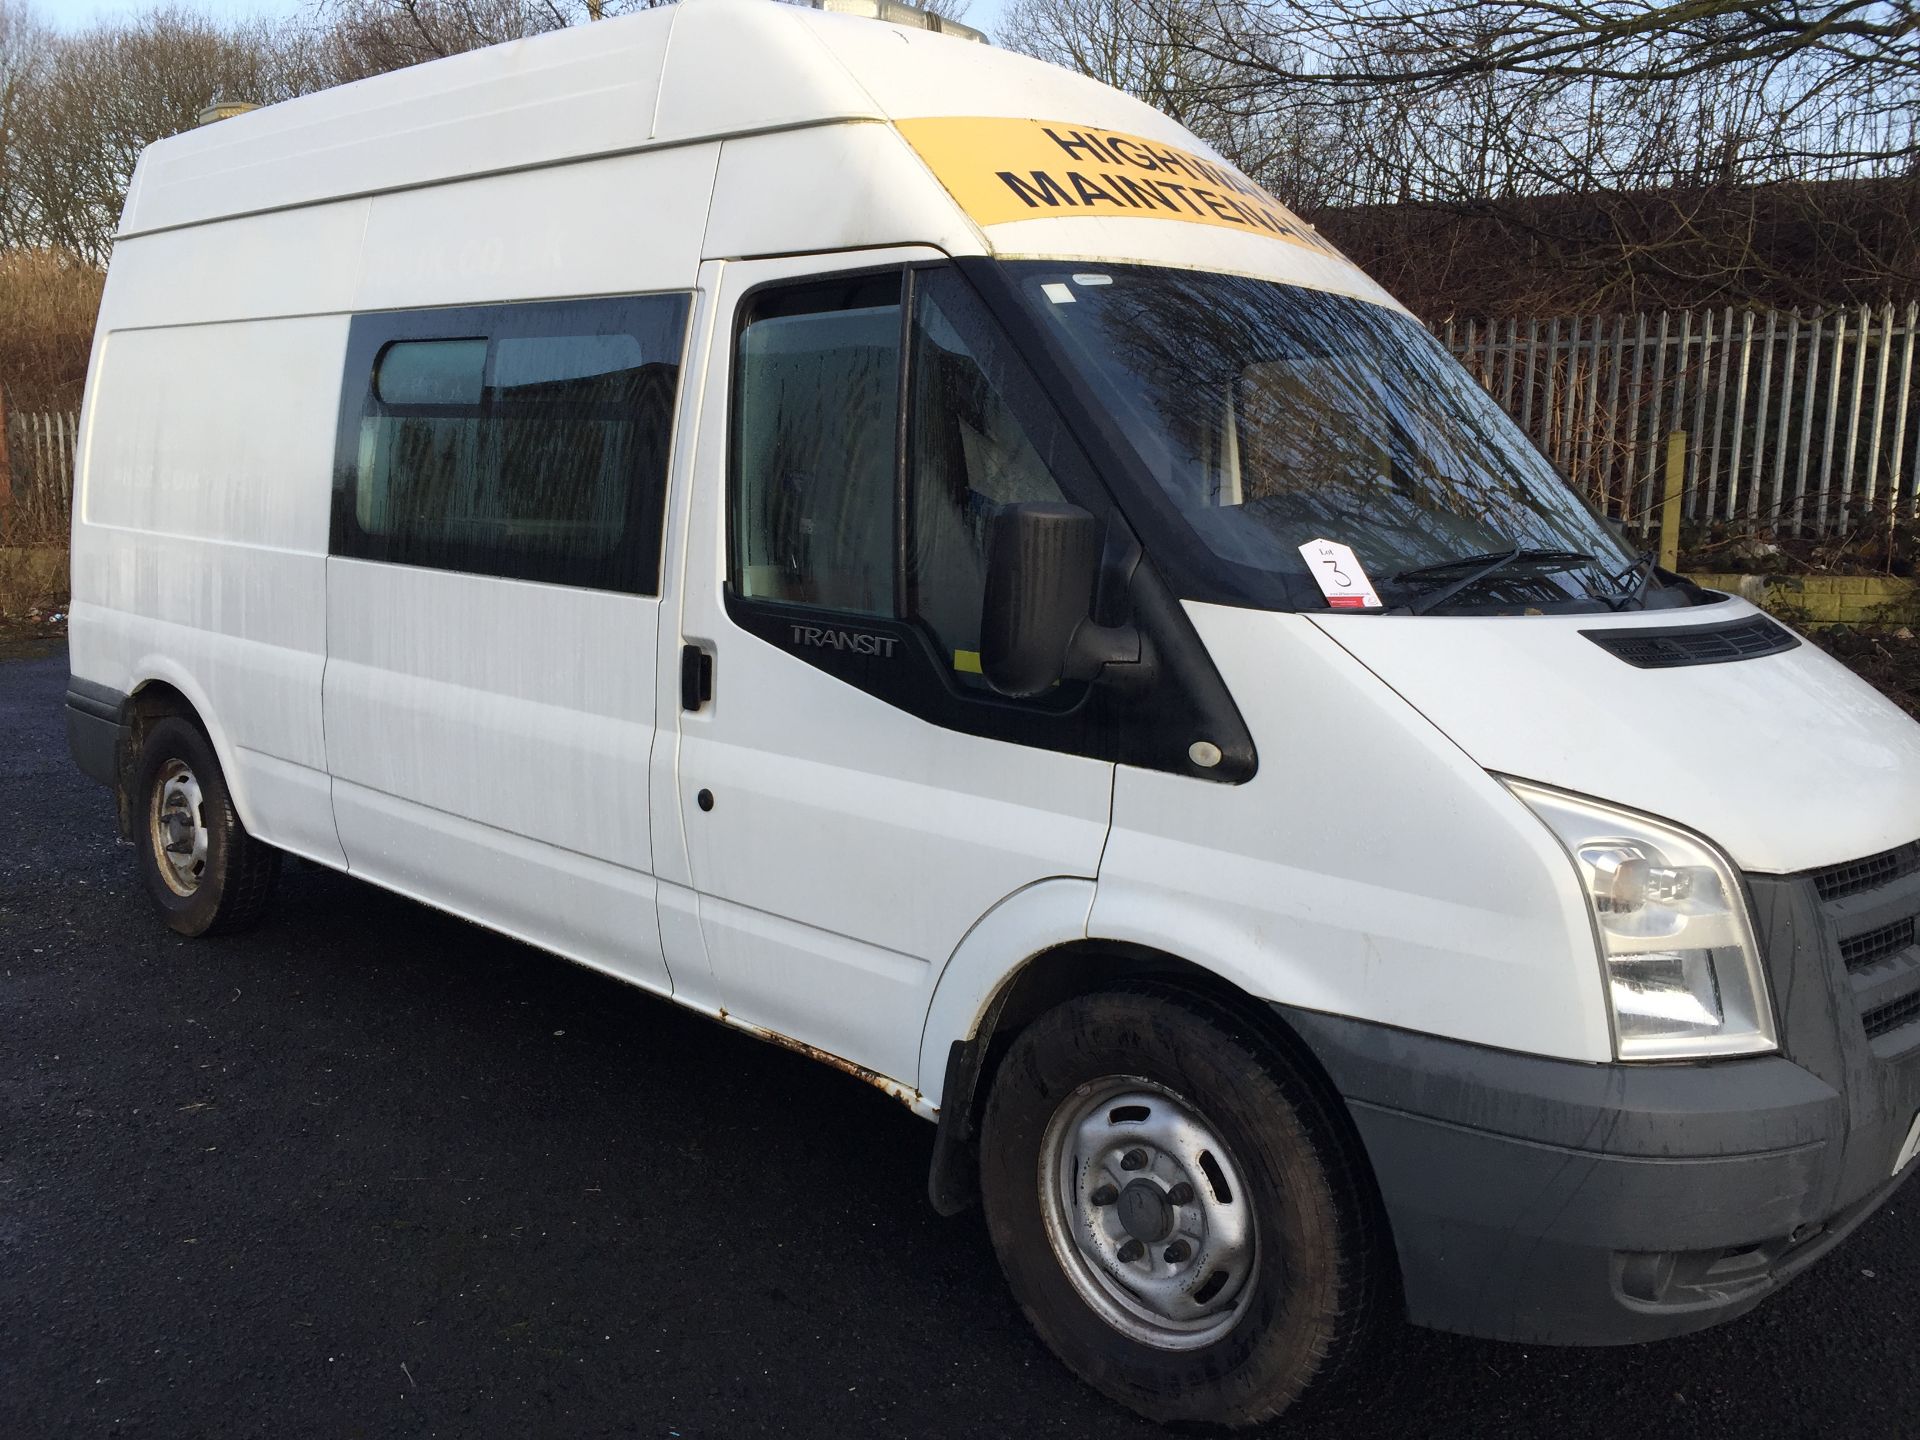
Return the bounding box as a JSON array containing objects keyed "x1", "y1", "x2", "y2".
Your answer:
[{"x1": 4, "y1": 648, "x2": 1917, "y2": 1439}]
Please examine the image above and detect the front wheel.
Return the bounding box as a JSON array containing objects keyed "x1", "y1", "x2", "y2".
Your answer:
[
  {"x1": 979, "y1": 987, "x2": 1386, "y2": 1428},
  {"x1": 132, "y1": 715, "x2": 280, "y2": 936}
]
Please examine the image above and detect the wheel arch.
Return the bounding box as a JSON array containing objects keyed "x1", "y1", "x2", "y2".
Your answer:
[
  {"x1": 941, "y1": 938, "x2": 1361, "y2": 1140},
  {"x1": 116, "y1": 665, "x2": 254, "y2": 838},
  {"x1": 923, "y1": 906, "x2": 1392, "y2": 1262}
]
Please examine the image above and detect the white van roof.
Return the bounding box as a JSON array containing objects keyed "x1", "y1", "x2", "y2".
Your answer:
[
  {"x1": 122, "y1": 0, "x2": 1190, "y2": 237},
  {"x1": 121, "y1": 0, "x2": 1390, "y2": 306}
]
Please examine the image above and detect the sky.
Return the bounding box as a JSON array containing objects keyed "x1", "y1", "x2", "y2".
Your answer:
[
  {"x1": 44, "y1": 0, "x2": 1014, "y2": 36},
  {"x1": 46, "y1": 0, "x2": 311, "y2": 26}
]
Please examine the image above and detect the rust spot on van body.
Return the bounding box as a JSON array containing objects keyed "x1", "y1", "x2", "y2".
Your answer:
[{"x1": 716, "y1": 1010, "x2": 926, "y2": 1114}]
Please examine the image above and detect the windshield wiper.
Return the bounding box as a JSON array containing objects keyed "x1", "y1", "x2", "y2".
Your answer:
[
  {"x1": 1604, "y1": 550, "x2": 1658, "y2": 611},
  {"x1": 1390, "y1": 547, "x2": 1598, "y2": 615}
]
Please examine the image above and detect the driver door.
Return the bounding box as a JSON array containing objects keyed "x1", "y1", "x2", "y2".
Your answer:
[{"x1": 662, "y1": 250, "x2": 1114, "y2": 1087}]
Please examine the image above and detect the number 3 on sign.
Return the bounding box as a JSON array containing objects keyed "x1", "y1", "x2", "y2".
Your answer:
[{"x1": 1298, "y1": 538, "x2": 1382, "y2": 610}]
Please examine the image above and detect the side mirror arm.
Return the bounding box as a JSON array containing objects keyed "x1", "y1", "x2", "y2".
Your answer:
[{"x1": 1063, "y1": 615, "x2": 1154, "y2": 693}]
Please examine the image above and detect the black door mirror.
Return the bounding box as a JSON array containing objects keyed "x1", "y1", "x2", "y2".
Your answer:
[{"x1": 980, "y1": 502, "x2": 1147, "y2": 699}]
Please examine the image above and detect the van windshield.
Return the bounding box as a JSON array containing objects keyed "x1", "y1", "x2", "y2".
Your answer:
[{"x1": 998, "y1": 262, "x2": 1647, "y2": 614}]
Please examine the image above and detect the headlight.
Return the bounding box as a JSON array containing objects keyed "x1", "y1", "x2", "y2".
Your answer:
[{"x1": 1505, "y1": 780, "x2": 1777, "y2": 1061}]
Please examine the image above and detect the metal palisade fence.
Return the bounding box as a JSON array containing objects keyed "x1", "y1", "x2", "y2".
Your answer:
[
  {"x1": 1, "y1": 409, "x2": 78, "y2": 543},
  {"x1": 1438, "y1": 303, "x2": 1920, "y2": 538}
]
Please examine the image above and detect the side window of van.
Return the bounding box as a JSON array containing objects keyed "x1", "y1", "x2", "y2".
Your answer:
[
  {"x1": 732, "y1": 273, "x2": 902, "y2": 617},
  {"x1": 730, "y1": 267, "x2": 1071, "y2": 688},
  {"x1": 332, "y1": 293, "x2": 691, "y2": 594}
]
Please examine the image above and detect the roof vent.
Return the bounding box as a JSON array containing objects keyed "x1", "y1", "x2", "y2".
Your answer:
[
  {"x1": 197, "y1": 93, "x2": 259, "y2": 127},
  {"x1": 808, "y1": 0, "x2": 986, "y2": 43}
]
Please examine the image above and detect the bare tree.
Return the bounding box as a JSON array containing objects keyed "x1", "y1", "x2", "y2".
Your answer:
[
  {"x1": 996, "y1": 0, "x2": 1918, "y2": 310},
  {"x1": 0, "y1": 0, "x2": 49, "y2": 250},
  {"x1": 1166, "y1": 0, "x2": 1920, "y2": 196},
  {"x1": 5, "y1": 8, "x2": 302, "y2": 264},
  {"x1": 996, "y1": 0, "x2": 1317, "y2": 188}
]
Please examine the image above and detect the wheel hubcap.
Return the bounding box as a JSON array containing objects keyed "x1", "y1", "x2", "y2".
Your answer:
[
  {"x1": 1039, "y1": 1077, "x2": 1258, "y2": 1350},
  {"x1": 1116, "y1": 1180, "x2": 1174, "y2": 1243},
  {"x1": 150, "y1": 759, "x2": 208, "y2": 897}
]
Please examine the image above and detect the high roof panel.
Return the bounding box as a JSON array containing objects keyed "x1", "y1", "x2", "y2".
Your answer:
[
  {"x1": 120, "y1": 0, "x2": 1232, "y2": 239},
  {"x1": 798, "y1": 14, "x2": 1192, "y2": 141},
  {"x1": 121, "y1": 0, "x2": 882, "y2": 236},
  {"x1": 112, "y1": 0, "x2": 1385, "y2": 304}
]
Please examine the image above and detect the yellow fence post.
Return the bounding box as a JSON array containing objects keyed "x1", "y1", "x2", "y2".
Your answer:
[{"x1": 1659, "y1": 430, "x2": 1686, "y2": 573}]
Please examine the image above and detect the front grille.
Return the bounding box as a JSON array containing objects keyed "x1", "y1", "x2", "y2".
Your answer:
[
  {"x1": 1784, "y1": 839, "x2": 1920, "y2": 1051},
  {"x1": 1841, "y1": 917, "x2": 1917, "y2": 973},
  {"x1": 1581, "y1": 615, "x2": 1799, "y2": 669},
  {"x1": 1812, "y1": 842, "x2": 1920, "y2": 903},
  {"x1": 1864, "y1": 991, "x2": 1920, "y2": 1041}
]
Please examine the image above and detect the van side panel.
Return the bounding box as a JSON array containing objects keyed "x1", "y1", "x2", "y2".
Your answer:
[
  {"x1": 323, "y1": 562, "x2": 658, "y2": 875},
  {"x1": 122, "y1": 16, "x2": 674, "y2": 237},
  {"x1": 317, "y1": 145, "x2": 714, "y2": 999},
  {"x1": 71, "y1": 312, "x2": 351, "y2": 867},
  {"x1": 353, "y1": 146, "x2": 720, "y2": 312},
  {"x1": 87, "y1": 202, "x2": 371, "y2": 331},
  {"x1": 80, "y1": 318, "x2": 342, "y2": 547},
  {"x1": 72, "y1": 192, "x2": 371, "y2": 863},
  {"x1": 1090, "y1": 607, "x2": 1614, "y2": 1062}
]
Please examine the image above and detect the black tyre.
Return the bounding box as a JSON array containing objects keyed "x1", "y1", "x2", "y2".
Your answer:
[
  {"x1": 979, "y1": 987, "x2": 1385, "y2": 1428},
  {"x1": 132, "y1": 715, "x2": 280, "y2": 937}
]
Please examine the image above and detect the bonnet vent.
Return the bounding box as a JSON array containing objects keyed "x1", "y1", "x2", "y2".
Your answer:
[{"x1": 1580, "y1": 615, "x2": 1799, "y2": 669}]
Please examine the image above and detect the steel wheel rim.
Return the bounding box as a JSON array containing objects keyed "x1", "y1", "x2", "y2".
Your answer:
[
  {"x1": 1038, "y1": 1075, "x2": 1258, "y2": 1350},
  {"x1": 149, "y1": 758, "x2": 208, "y2": 897}
]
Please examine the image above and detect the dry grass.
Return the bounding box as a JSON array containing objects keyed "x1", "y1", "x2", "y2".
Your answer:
[
  {"x1": 0, "y1": 249, "x2": 89, "y2": 594},
  {"x1": 0, "y1": 543, "x2": 68, "y2": 620},
  {"x1": 2, "y1": 411, "x2": 74, "y2": 589},
  {"x1": 0, "y1": 249, "x2": 103, "y2": 412}
]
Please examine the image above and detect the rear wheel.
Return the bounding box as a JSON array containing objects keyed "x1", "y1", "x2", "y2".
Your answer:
[
  {"x1": 132, "y1": 716, "x2": 279, "y2": 936},
  {"x1": 979, "y1": 987, "x2": 1385, "y2": 1428}
]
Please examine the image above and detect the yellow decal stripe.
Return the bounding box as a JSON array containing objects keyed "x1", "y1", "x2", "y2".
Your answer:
[{"x1": 895, "y1": 116, "x2": 1333, "y2": 255}]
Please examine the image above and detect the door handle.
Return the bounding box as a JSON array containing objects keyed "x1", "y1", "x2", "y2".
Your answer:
[{"x1": 680, "y1": 644, "x2": 714, "y2": 711}]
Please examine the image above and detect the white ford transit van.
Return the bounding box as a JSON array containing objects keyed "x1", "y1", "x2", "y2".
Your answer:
[{"x1": 65, "y1": 0, "x2": 1920, "y2": 1425}]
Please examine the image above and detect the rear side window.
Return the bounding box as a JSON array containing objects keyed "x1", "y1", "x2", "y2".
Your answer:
[{"x1": 331, "y1": 294, "x2": 690, "y2": 594}]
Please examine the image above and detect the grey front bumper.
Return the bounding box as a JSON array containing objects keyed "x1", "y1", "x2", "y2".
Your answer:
[
  {"x1": 1279, "y1": 851, "x2": 1920, "y2": 1347},
  {"x1": 1282, "y1": 1002, "x2": 1919, "y2": 1345},
  {"x1": 1283, "y1": 854, "x2": 1920, "y2": 1347}
]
